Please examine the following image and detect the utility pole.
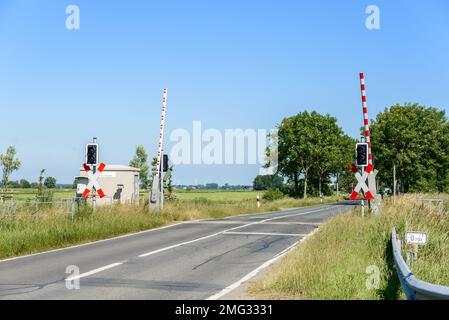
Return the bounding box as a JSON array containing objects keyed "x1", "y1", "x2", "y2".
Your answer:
[{"x1": 393, "y1": 164, "x2": 397, "y2": 205}]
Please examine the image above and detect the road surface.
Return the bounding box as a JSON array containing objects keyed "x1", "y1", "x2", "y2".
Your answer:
[{"x1": 0, "y1": 203, "x2": 354, "y2": 300}]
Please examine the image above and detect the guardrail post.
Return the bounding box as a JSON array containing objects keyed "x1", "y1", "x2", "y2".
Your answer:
[{"x1": 392, "y1": 227, "x2": 449, "y2": 300}]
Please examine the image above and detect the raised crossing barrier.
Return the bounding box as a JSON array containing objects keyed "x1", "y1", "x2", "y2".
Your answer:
[{"x1": 392, "y1": 227, "x2": 449, "y2": 300}]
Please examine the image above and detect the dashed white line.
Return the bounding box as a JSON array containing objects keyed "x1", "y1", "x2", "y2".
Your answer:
[
  {"x1": 223, "y1": 231, "x2": 305, "y2": 237},
  {"x1": 65, "y1": 262, "x2": 124, "y2": 281}
]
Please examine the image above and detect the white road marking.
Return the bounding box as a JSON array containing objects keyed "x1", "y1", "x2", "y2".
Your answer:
[
  {"x1": 260, "y1": 221, "x2": 321, "y2": 226},
  {"x1": 206, "y1": 229, "x2": 319, "y2": 300},
  {"x1": 65, "y1": 262, "x2": 124, "y2": 281},
  {"x1": 138, "y1": 206, "x2": 332, "y2": 258},
  {"x1": 138, "y1": 233, "x2": 222, "y2": 258},
  {"x1": 189, "y1": 221, "x2": 321, "y2": 226},
  {"x1": 223, "y1": 231, "x2": 305, "y2": 237}
]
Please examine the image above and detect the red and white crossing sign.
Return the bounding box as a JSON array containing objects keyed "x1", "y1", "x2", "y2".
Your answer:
[
  {"x1": 349, "y1": 163, "x2": 374, "y2": 200},
  {"x1": 81, "y1": 162, "x2": 106, "y2": 198}
]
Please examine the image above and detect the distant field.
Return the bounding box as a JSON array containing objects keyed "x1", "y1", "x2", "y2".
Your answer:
[
  {"x1": 0, "y1": 188, "x2": 75, "y2": 201},
  {"x1": 2, "y1": 189, "x2": 264, "y2": 203},
  {"x1": 174, "y1": 190, "x2": 264, "y2": 202}
]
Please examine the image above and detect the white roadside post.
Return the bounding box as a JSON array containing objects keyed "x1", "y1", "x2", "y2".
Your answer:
[
  {"x1": 149, "y1": 89, "x2": 168, "y2": 211},
  {"x1": 361, "y1": 199, "x2": 365, "y2": 217},
  {"x1": 256, "y1": 195, "x2": 260, "y2": 208},
  {"x1": 406, "y1": 231, "x2": 428, "y2": 263}
]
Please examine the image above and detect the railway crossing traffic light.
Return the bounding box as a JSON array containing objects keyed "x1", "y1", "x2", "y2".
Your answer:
[
  {"x1": 355, "y1": 143, "x2": 369, "y2": 167},
  {"x1": 163, "y1": 154, "x2": 169, "y2": 172},
  {"x1": 85, "y1": 143, "x2": 99, "y2": 166}
]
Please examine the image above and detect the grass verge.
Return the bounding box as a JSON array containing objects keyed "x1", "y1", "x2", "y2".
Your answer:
[{"x1": 251, "y1": 194, "x2": 449, "y2": 300}]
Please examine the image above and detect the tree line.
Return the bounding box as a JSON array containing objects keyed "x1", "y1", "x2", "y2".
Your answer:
[
  {"x1": 255, "y1": 103, "x2": 449, "y2": 197},
  {"x1": 0, "y1": 147, "x2": 58, "y2": 191}
]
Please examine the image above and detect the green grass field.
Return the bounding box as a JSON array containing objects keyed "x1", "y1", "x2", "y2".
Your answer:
[
  {"x1": 2, "y1": 189, "x2": 263, "y2": 202},
  {"x1": 174, "y1": 190, "x2": 264, "y2": 202},
  {"x1": 1, "y1": 188, "x2": 75, "y2": 201},
  {"x1": 251, "y1": 194, "x2": 449, "y2": 300}
]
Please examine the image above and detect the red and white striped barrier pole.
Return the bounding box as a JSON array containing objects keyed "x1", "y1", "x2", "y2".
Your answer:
[
  {"x1": 150, "y1": 89, "x2": 168, "y2": 210},
  {"x1": 359, "y1": 73, "x2": 373, "y2": 165},
  {"x1": 155, "y1": 88, "x2": 168, "y2": 177}
]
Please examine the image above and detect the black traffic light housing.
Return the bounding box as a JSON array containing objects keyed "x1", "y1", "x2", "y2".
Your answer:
[
  {"x1": 355, "y1": 143, "x2": 368, "y2": 167},
  {"x1": 162, "y1": 154, "x2": 169, "y2": 172},
  {"x1": 86, "y1": 143, "x2": 99, "y2": 166}
]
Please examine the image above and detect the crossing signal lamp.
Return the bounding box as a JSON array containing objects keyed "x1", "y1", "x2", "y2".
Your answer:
[
  {"x1": 162, "y1": 154, "x2": 169, "y2": 172},
  {"x1": 355, "y1": 143, "x2": 368, "y2": 167},
  {"x1": 85, "y1": 143, "x2": 99, "y2": 166}
]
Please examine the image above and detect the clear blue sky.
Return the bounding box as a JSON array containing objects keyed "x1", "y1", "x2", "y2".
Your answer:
[{"x1": 1, "y1": 0, "x2": 448, "y2": 185}]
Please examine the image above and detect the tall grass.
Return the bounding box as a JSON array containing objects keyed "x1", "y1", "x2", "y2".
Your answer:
[
  {"x1": 251, "y1": 194, "x2": 449, "y2": 300},
  {"x1": 0, "y1": 196, "x2": 333, "y2": 260}
]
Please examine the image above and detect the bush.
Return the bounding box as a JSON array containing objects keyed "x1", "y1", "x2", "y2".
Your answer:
[{"x1": 262, "y1": 188, "x2": 284, "y2": 201}]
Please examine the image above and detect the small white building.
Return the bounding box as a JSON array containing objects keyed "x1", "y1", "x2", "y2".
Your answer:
[{"x1": 76, "y1": 165, "x2": 140, "y2": 205}]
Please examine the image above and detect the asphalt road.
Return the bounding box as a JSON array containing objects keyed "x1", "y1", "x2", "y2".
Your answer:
[{"x1": 0, "y1": 202, "x2": 354, "y2": 300}]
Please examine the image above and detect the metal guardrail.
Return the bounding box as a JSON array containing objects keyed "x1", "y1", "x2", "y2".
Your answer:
[{"x1": 392, "y1": 227, "x2": 449, "y2": 300}]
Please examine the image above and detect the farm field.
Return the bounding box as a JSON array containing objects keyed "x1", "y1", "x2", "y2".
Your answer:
[
  {"x1": 173, "y1": 189, "x2": 264, "y2": 202},
  {"x1": 0, "y1": 188, "x2": 75, "y2": 201},
  {"x1": 2, "y1": 189, "x2": 264, "y2": 203}
]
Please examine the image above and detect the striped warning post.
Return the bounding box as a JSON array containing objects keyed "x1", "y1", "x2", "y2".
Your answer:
[
  {"x1": 155, "y1": 89, "x2": 168, "y2": 177},
  {"x1": 359, "y1": 73, "x2": 373, "y2": 165},
  {"x1": 82, "y1": 162, "x2": 106, "y2": 198},
  {"x1": 349, "y1": 163, "x2": 374, "y2": 200}
]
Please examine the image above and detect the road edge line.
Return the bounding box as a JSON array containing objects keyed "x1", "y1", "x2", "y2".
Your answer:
[{"x1": 205, "y1": 228, "x2": 319, "y2": 300}]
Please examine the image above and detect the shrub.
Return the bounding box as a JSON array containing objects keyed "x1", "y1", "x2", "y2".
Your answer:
[{"x1": 262, "y1": 188, "x2": 284, "y2": 201}]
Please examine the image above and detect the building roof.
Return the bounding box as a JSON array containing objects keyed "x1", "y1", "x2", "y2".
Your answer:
[{"x1": 80, "y1": 164, "x2": 140, "y2": 172}]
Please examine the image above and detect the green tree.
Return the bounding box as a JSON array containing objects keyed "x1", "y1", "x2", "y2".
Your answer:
[
  {"x1": 275, "y1": 111, "x2": 347, "y2": 198},
  {"x1": 163, "y1": 165, "x2": 174, "y2": 196},
  {"x1": 205, "y1": 183, "x2": 219, "y2": 190},
  {"x1": 19, "y1": 179, "x2": 31, "y2": 188},
  {"x1": 8, "y1": 180, "x2": 20, "y2": 188},
  {"x1": 37, "y1": 169, "x2": 45, "y2": 197},
  {"x1": 370, "y1": 103, "x2": 449, "y2": 193},
  {"x1": 147, "y1": 156, "x2": 158, "y2": 188},
  {"x1": 0, "y1": 146, "x2": 21, "y2": 192},
  {"x1": 129, "y1": 145, "x2": 150, "y2": 188},
  {"x1": 253, "y1": 174, "x2": 284, "y2": 191},
  {"x1": 44, "y1": 176, "x2": 57, "y2": 189},
  {"x1": 333, "y1": 134, "x2": 358, "y2": 194}
]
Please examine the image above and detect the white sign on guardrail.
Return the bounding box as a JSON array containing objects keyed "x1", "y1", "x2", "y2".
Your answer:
[{"x1": 406, "y1": 232, "x2": 428, "y2": 245}]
